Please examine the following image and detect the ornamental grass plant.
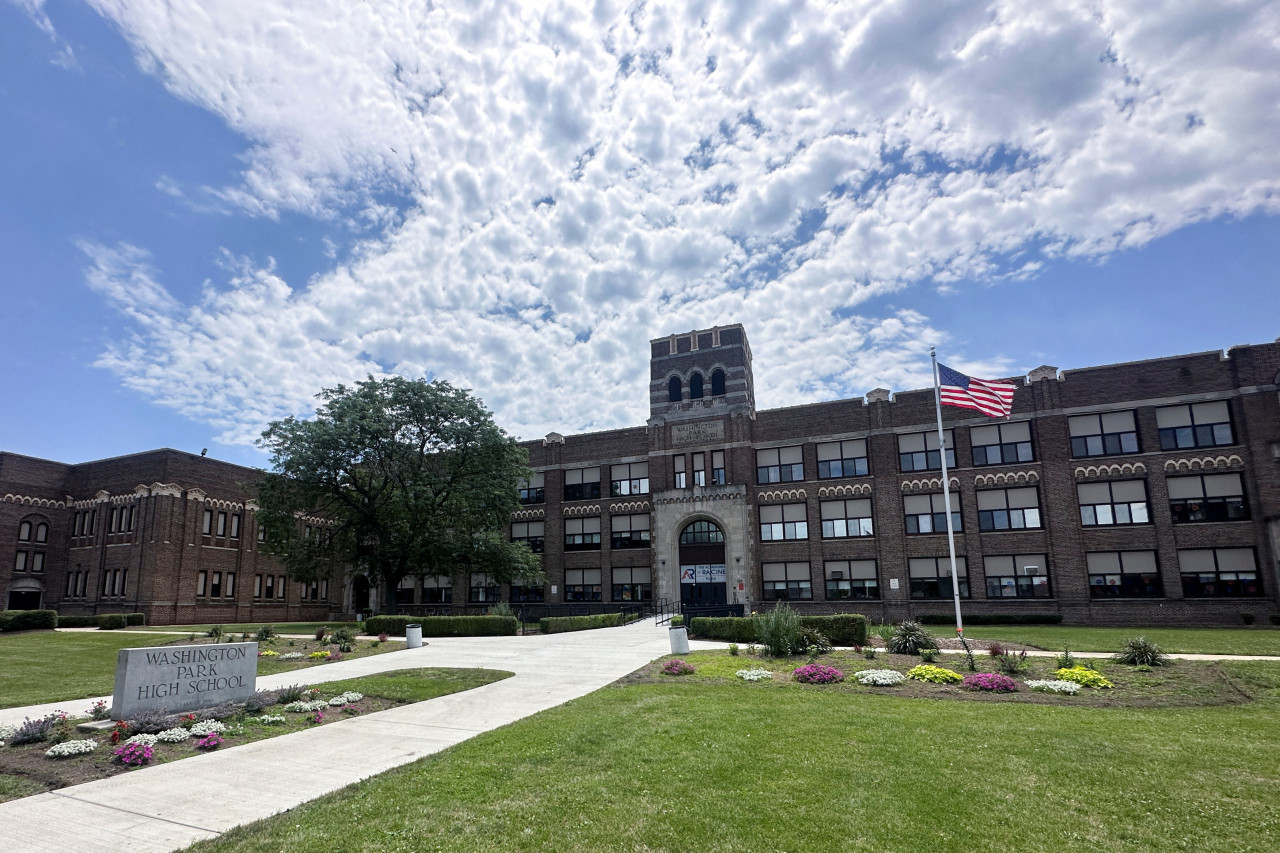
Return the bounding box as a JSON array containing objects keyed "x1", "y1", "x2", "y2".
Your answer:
[
  {"x1": 886, "y1": 621, "x2": 939, "y2": 656},
  {"x1": 753, "y1": 604, "x2": 805, "y2": 657},
  {"x1": 1114, "y1": 636, "x2": 1171, "y2": 667}
]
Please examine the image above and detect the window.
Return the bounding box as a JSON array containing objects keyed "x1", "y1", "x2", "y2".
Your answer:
[
  {"x1": 258, "y1": 526, "x2": 266, "y2": 543},
  {"x1": 757, "y1": 446, "x2": 803, "y2": 483},
  {"x1": 817, "y1": 439, "x2": 869, "y2": 479},
  {"x1": 77, "y1": 571, "x2": 87, "y2": 597},
  {"x1": 87, "y1": 510, "x2": 96, "y2": 535},
  {"x1": 510, "y1": 581, "x2": 544, "y2": 602},
  {"x1": 1069, "y1": 411, "x2": 1139, "y2": 457},
  {"x1": 216, "y1": 512, "x2": 227, "y2": 537},
  {"x1": 1078, "y1": 481, "x2": 1149, "y2": 526},
  {"x1": 1179, "y1": 548, "x2": 1262, "y2": 597},
  {"x1": 210, "y1": 572, "x2": 222, "y2": 598},
  {"x1": 668, "y1": 376, "x2": 681, "y2": 402},
  {"x1": 230, "y1": 514, "x2": 241, "y2": 538},
  {"x1": 277, "y1": 575, "x2": 286, "y2": 599},
  {"x1": 820, "y1": 499, "x2": 874, "y2": 538},
  {"x1": 711, "y1": 450, "x2": 726, "y2": 485},
  {"x1": 904, "y1": 493, "x2": 961, "y2": 534},
  {"x1": 73, "y1": 513, "x2": 82, "y2": 537},
  {"x1": 31, "y1": 553, "x2": 45, "y2": 573},
  {"x1": 202, "y1": 509, "x2": 213, "y2": 535},
  {"x1": 673, "y1": 455, "x2": 687, "y2": 489},
  {"x1": 469, "y1": 572, "x2": 500, "y2": 603},
  {"x1": 762, "y1": 562, "x2": 812, "y2": 600},
  {"x1": 1167, "y1": 474, "x2": 1249, "y2": 523},
  {"x1": 321, "y1": 579, "x2": 329, "y2": 601},
  {"x1": 197, "y1": 571, "x2": 208, "y2": 597},
  {"x1": 977, "y1": 488, "x2": 1041, "y2": 531},
  {"x1": 692, "y1": 452, "x2": 706, "y2": 486},
  {"x1": 711, "y1": 369, "x2": 726, "y2": 396},
  {"x1": 564, "y1": 568, "x2": 602, "y2": 601},
  {"x1": 14, "y1": 551, "x2": 27, "y2": 572},
  {"x1": 225, "y1": 573, "x2": 235, "y2": 598},
  {"x1": 971, "y1": 422, "x2": 1033, "y2": 466},
  {"x1": 760, "y1": 504, "x2": 807, "y2": 541},
  {"x1": 564, "y1": 467, "x2": 601, "y2": 501},
  {"x1": 18, "y1": 521, "x2": 31, "y2": 541},
  {"x1": 899, "y1": 430, "x2": 954, "y2": 472},
  {"x1": 1087, "y1": 551, "x2": 1162, "y2": 598},
  {"x1": 511, "y1": 521, "x2": 545, "y2": 553},
  {"x1": 254, "y1": 574, "x2": 263, "y2": 598},
  {"x1": 680, "y1": 521, "x2": 723, "y2": 544},
  {"x1": 610, "y1": 514, "x2": 650, "y2": 549},
  {"x1": 35, "y1": 521, "x2": 49, "y2": 542},
  {"x1": 1157, "y1": 401, "x2": 1233, "y2": 450},
  {"x1": 984, "y1": 554, "x2": 1050, "y2": 598},
  {"x1": 66, "y1": 572, "x2": 78, "y2": 597},
  {"x1": 610, "y1": 462, "x2": 649, "y2": 496},
  {"x1": 824, "y1": 560, "x2": 878, "y2": 599},
  {"x1": 109, "y1": 507, "x2": 120, "y2": 533},
  {"x1": 909, "y1": 557, "x2": 969, "y2": 599},
  {"x1": 519, "y1": 472, "x2": 545, "y2": 504},
  {"x1": 612, "y1": 567, "x2": 652, "y2": 601},
  {"x1": 690, "y1": 372, "x2": 704, "y2": 399},
  {"x1": 396, "y1": 577, "x2": 416, "y2": 605},
  {"x1": 422, "y1": 575, "x2": 452, "y2": 603},
  {"x1": 263, "y1": 574, "x2": 274, "y2": 600},
  {"x1": 564, "y1": 517, "x2": 602, "y2": 550}
]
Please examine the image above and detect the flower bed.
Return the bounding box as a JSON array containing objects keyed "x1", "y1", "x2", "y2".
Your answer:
[{"x1": 662, "y1": 659, "x2": 696, "y2": 676}]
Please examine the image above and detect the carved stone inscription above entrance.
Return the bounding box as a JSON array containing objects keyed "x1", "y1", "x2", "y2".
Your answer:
[{"x1": 671, "y1": 420, "x2": 724, "y2": 446}]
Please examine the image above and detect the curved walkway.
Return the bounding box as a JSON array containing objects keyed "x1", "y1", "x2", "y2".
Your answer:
[{"x1": 2, "y1": 620, "x2": 718, "y2": 853}]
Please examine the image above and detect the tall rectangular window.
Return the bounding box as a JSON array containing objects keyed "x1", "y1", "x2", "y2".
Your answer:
[
  {"x1": 277, "y1": 575, "x2": 286, "y2": 599},
  {"x1": 898, "y1": 431, "x2": 954, "y2": 472},
  {"x1": 1069, "y1": 411, "x2": 1139, "y2": 457},
  {"x1": 610, "y1": 514, "x2": 650, "y2": 549},
  {"x1": 66, "y1": 572, "x2": 77, "y2": 597},
  {"x1": 824, "y1": 560, "x2": 878, "y2": 599},
  {"x1": 984, "y1": 554, "x2": 1050, "y2": 598},
  {"x1": 519, "y1": 472, "x2": 545, "y2": 505},
  {"x1": 210, "y1": 572, "x2": 222, "y2": 598},
  {"x1": 692, "y1": 453, "x2": 706, "y2": 487},
  {"x1": 1078, "y1": 481, "x2": 1149, "y2": 526},
  {"x1": 1157, "y1": 401, "x2": 1234, "y2": 450},
  {"x1": 197, "y1": 571, "x2": 208, "y2": 597},
  {"x1": 1178, "y1": 548, "x2": 1261, "y2": 597},
  {"x1": 564, "y1": 467, "x2": 601, "y2": 501},
  {"x1": 1087, "y1": 551, "x2": 1162, "y2": 598},
  {"x1": 511, "y1": 521, "x2": 545, "y2": 553},
  {"x1": 396, "y1": 577, "x2": 416, "y2": 605},
  {"x1": 1167, "y1": 474, "x2": 1249, "y2": 523},
  {"x1": 564, "y1": 517, "x2": 602, "y2": 550},
  {"x1": 263, "y1": 574, "x2": 274, "y2": 599},
  {"x1": 976, "y1": 488, "x2": 1041, "y2": 531},
  {"x1": 230, "y1": 514, "x2": 241, "y2": 538},
  {"x1": 31, "y1": 553, "x2": 45, "y2": 573},
  {"x1": 710, "y1": 450, "x2": 726, "y2": 485},
  {"x1": 564, "y1": 569, "x2": 602, "y2": 601},
  {"x1": 216, "y1": 512, "x2": 227, "y2": 537},
  {"x1": 87, "y1": 510, "x2": 96, "y2": 535},
  {"x1": 904, "y1": 493, "x2": 961, "y2": 534},
  {"x1": 77, "y1": 571, "x2": 87, "y2": 597},
  {"x1": 109, "y1": 507, "x2": 120, "y2": 533},
  {"x1": 673, "y1": 455, "x2": 687, "y2": 489},
  {"x1": 610, "y1": 462, "x2": 650, "y2": 496},
  {"x1": 422, "y1": 575, "x2": 452, "y2": 603},
  {"x1": 14, "y1": 551, "x2": 28, "y2": 572},
  {"x1": 971, "y1": 422, "x2": 1033, "y2": 466},
  {"x1": 756, "y1": 446, "x2": 803, "y2": 484},
  {"x1": 255, "y1": 574, "x2": 263, "y2": 598},
  {"x1": 762, "y1": 562, "x2": 812, "y2": 600},
  {"x1": 202, "y1": 510, "x2": 213, "y2": 535},
  {"x1": 469, "y1": 572, "x2": 500, "y2": 603},
  {"x1": 224, "y1": 572, "x2": 235, "y2": 598},
  {"x1": 612, "y1": 567, "x2": 652, "y2": 601},
  {"x1": 126, "y1": 506, "x2": 134, "y2": 532},
  {"x1": 760, "y1": 504, "x2": 807, "y2": 540},
  {"x1": 820, "y1": 499, "x2": 874, "y2": 538},
  {"x1": 817, "y1": 439, "x2": 869, "y2": 479},
  {"x1": 909, "y1": 557, "x2": 968, "y2": 599}
]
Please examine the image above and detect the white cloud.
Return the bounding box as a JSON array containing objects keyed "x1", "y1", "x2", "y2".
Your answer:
[{"x1": 69, "y1": 0, "x2": 1280, "y2": 445}]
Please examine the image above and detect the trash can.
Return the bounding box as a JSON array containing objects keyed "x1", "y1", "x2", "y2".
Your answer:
[
  {"x1": 669, "y1": 626, "x2": 690, "y2": 655},
  {"x1": 405, "y1": 623, "x2": 423, "y2": 649}
]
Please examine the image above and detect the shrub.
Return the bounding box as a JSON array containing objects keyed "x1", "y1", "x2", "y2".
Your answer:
[
  {"x1": 688, "y1": 616, "x2": 756, "y2": 642},
  {"x1": 539, "y1": 613, "x2": 622, "y2": 634},
  {"x1": 97, "y1": 614, "x2": 128, "y2": 630},
  {"x1": 314, "y1": 626, "x2": 327, "y2": 641},
  {"x1": 55, "y1": 615, "x2": 99, "y2": 628},
  {"x1": 987, "y1": 642, "x2": 1006, "y2": 657},
  {"x1": 1114, "y1": 637, "x2": 1170, "y2": 667},
  {"x1": 793, "y1": 664, "x2": 845, "y2": 685},
  {"x1": 736, "y1": 668, "x2": 772, "y2": 681},
  {"x1": 727, "y1": 643, "x2": 739, "y2": 656},
  {"x1": 46, "y1": 739, "x2": 98, "y2": 758},
  {"x1": 255, "y1": 625, "x2": 276, "y2": 641},
  {"x1": 993, "y1": 650, "x2": 1030, "y2": 675},
  {"x1": 962, "y1": 673, "x2": 1019, "y2": 692},
  {"x1": 1026, "y1": 679, "x2": 1082, "y2": 695},
  {"x1": 487, "y1": 602, "x2": 515, "y2": 618},
  {"x1": 668, "y1": 615, "x2": 684, "y2": 628},
  {"x1": 1055, "y1": 666, "x2": 1114, "y2": 689},
  {"x1": 1056, "y1": 648, "x2": 1075, "y2": 669},
  {"x1": 919, "y1": 648, "x2": 939, "y2": 663},
  {"x1": 1269, "y1": 613, "x2": 1280, "y2": 626},
  {"x1": 363, "y1": 615, "x2": 517, "y2": 637},
  {"x1": 798, "y1": 614, "x2": 869, "y2": 646},
  {"x1": 863, "y1": 647, "x2": 877, "y2": 660},
  {"x1": 887, "y1": 621, "x2": 938, "y2": 656},
  {"x1": 9, "y1": 712, "x2": 70, "y2": 746},
  {"x1": 128, "y1": 708, "x2": 179, "y2": 734},
  {"x1": 244, "y1": 689, "x2": 283, "y2": 712},
  {"x1": 798, "y1": 629, "x2": 833, "y2": 656},
  {"x1": 856, "y1": 669, "x2": 905, "y2": 686},
  {"x1": 276, "y1": 684, "x2": 309, "y2": 703},
  {"x1": 661, "y1": 658, "x2": 695, "y2": 676},
  {"x1": 0, "y1": 610, "x2": 16, "y2": 631},
  {"x1": 906, "y1": 664, "x2": 963, "y2": 684},
  {"x1": 1241, "y1": 612, "x2": 1256, "y2": 625},
  {"x1": 753, "y1": 604, "x2": 805, "y2": 657},
  {"x1": 330, "y1": 626, "x2": 357, "y2": 646},
  {"x1": 3, "y1": 609, "x2": 58, "y2": 632},
  {"x1": 206, "y1": 625, "x2": 224, "y2": 639},
  {"x1": 126, "y1": 612, "x2": 146, "y2": 626}
]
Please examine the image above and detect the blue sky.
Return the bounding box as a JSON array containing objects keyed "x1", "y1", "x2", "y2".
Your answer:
[{"x1": 2, "y1": 1, "x2": 1278, "y2": 470}]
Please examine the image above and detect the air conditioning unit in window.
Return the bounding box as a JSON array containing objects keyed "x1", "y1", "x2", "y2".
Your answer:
[
  {"x1": 1022, "y1": 566, "x2": 1040, "y2": 575},
  {"x1": 830, "y1": 571, "x2": 844, "y2": 579}
]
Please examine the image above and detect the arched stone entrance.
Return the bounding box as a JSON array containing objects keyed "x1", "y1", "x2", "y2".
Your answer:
[
  {"x1": 7, "y1": 577, "x2": 43, "y2": 611},
  {"x1": 678, "y1": 520, "x2": 727, "y2": 606}
]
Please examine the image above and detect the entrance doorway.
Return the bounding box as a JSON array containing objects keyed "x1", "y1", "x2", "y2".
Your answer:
[
  {"x1": 352, "y1": 575, "x2": 371, "y2": 614},
  {"x1": 6, "y1": 589, "x2": 41, "y2": 610},
  {"x1": 678, "y1": 520, "x2": 726, "y2": 606}
]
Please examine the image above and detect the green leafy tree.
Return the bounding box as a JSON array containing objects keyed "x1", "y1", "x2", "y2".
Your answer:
[{"x1": 255, "y1": 376, "x2": 543, "y2": 613}]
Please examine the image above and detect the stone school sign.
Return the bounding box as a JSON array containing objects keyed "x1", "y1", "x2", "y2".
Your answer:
[{"x1": 112, "y1": 642, "x2": 257, "y2": 720}]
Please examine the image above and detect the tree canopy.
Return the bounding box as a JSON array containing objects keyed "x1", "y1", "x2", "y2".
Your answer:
[{"x1": 255, "y1": 376, "x2": 543, "y2": 611}]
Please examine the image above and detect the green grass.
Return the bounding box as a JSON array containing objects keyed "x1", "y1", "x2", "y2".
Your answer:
[
  {"x1": 186, "y1": 659, "x2": 1280, "y2": 853},
  {"x1": 946, "y1": 625, "x2": 1280, "y2": 656},
  {"x1": 0, "y1": 632, "x2": 175, "y2": 708},
  {"x1": 132, "y1": 622, "x2": 360, "y2": 636},
  {"x1": 311, "y1": 668, "x2": 512, "y2": 703},
  {"x1": 0, "y1": 775, "x2": 46, "y2": 801}
]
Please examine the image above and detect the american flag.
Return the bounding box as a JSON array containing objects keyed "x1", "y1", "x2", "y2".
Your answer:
[{"x1": 937, "y1": 363, "x2": 1016, "y2": 418}]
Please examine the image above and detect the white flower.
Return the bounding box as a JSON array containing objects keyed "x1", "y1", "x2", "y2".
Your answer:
[
  {"x1": 736, "y1": 668, "x2": 773, "y2": 682},
  {"x1": 856, "y1": 669, "x2": 906, "y2": 686},
  {"x1": 278, "y1": 652, "x2": 306, "y2": 660},
  {"x1": 156, "y1": 727, "x2": 193, "y2": 743},
  {"x1": 126, "y1": 733, "x2": 159, "y2": 747},
  {"x1": 1025, "y1": 679, "x2": 1081, "y2": 695},
  {"x1": 253, "y1": 714, "x2": 287, "y2": 725},
  {"x1": 328, "y1": 691, "x2": 363, "y2": 706},
  {"x1": 46, "y1": 739, "x2": 98, "y2": 758},
  {"x1": 189, "y1": 720, "x2": 228, "y2": 736},
  {"x1": 0, "y1": 723, "x2": 17, "y2": 741},
  {"x1": 284, "y1": 700, "x2": 328, "y2": 713}
]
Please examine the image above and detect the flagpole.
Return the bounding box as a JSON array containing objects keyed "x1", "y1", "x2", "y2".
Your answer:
[{"x1": 930, "y1": 346, "x2": 965, "y2": 638}]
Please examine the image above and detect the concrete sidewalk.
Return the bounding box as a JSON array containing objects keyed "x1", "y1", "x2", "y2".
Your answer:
[{"x1": 2, "y1": 619, "x2": 715, "y2": 853}]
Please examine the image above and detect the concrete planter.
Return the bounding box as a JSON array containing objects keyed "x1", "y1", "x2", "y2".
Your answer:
[{"x1": 669, "y1": 626, "x2": 690, "y2": 655}]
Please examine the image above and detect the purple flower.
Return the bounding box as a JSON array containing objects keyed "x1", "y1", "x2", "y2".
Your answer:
[
  {"x1": 195, "y1": 732, "x2": 224, "y2": 750},
  {"x1": 113, "y1": 742, "x2": 153, "y2": 765},
  {"x1": 661, "y1": 659, "x2": 696, "y2": 676},
  {"x1": 962, "y1": 672, "x2": 1020, "y2": 692},
  {"x1": 793, "y1": 664, "x2": 845, "y2": 685}
]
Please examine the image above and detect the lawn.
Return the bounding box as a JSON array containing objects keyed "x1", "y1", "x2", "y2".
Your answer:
[
  {"x1": 0, "y1": 632, "x2": 175, "y2": 708},
  {"x1": 185, "y1": 655, "x2": 1280, "y2": 853},
  {"x1": 933, "y1": 625, "x2": 1280, "y2": 656},
  {"x1": 132, "y1": 622, "x2": 361, "y2": 636}
]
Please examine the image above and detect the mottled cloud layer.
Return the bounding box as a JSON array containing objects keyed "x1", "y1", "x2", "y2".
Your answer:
[{"x1": 62, "y1": 0, "x2": 1280, "y2": 444}]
